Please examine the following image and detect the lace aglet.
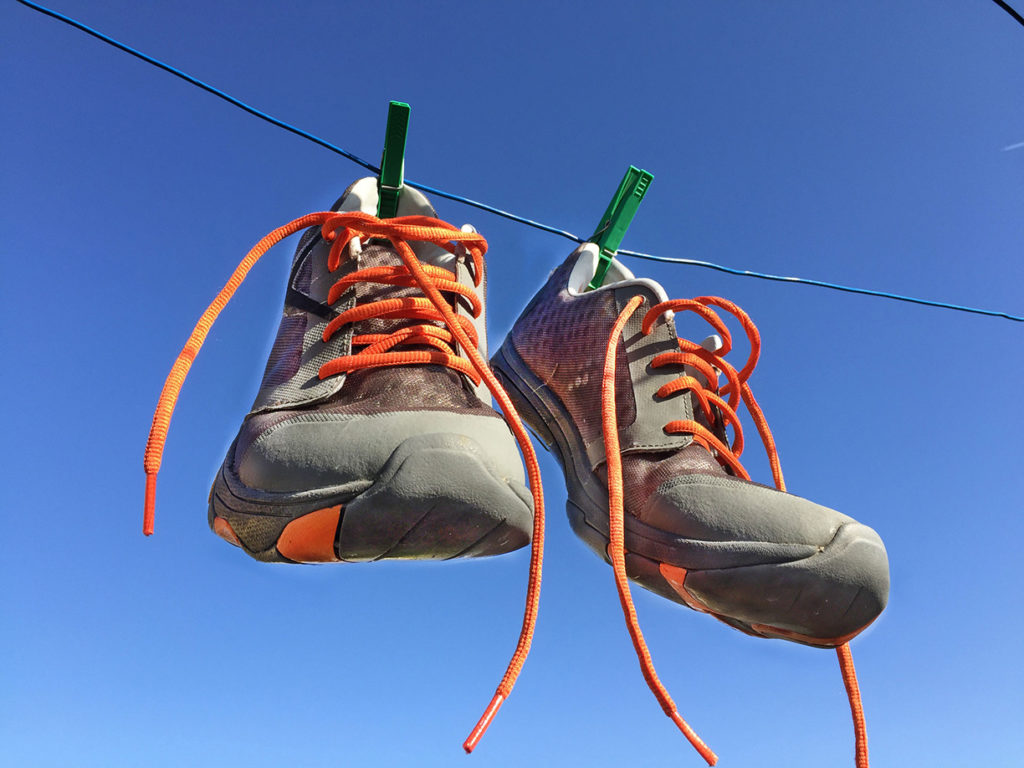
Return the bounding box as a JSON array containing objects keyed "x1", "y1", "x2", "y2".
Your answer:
[
  {"x1": 463, "y1": 693, "x2": 505, "y2": 754},
  {"x1": 669, "y1": 710, "x2": 718, "y2": 766},
  {"x1": 143, "y1": 474, "x2": 157, "y2": 536}
]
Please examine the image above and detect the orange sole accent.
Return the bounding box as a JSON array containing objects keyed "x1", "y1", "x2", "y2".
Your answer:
[
  {"x1": 659, "y1": 563, "x2": 714, "y2": 614},
  {"x1": 661, "y1": 563, "x2": 873, "y2": 647},
  {"x1": 212, "y1": 516, "x2": 242, "y2": 547},
  {"x1": 748, "y1": 621, "x2": 873, "y2": 648},
  {"x1": 276, "y1": 505, "x2": 343, "y2": 562}
]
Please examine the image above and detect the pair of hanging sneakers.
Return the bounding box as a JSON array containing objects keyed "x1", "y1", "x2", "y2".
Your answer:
[{"x1": 144, "y1": 178, "x2": 889, "y2": 766}]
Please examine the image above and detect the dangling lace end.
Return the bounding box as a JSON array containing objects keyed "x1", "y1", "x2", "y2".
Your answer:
[
  {"x1": 836, "y1": 643, "x2": 869, "y2": 768},
  {"x1": 668, "y1": 710, "x2": 718, "y2": 766},
  {"x1": 463, "y1": 693, "x2": 505, "y2": 754},
  {"x1": 143, "y1": 474, "x2": 157, "y2": 536},
  {"x1": 140, "y1": 213, "x2": 330, "y2": 540}
]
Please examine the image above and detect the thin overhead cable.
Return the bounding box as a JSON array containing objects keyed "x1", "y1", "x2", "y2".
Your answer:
[
  {"x1": 14, "y1": 0, "x2": 1024, "y2": 324},
  {"x1": 991, "y1": 0, "x2": 1024, "y2": 29},
  {"x1": 13, "y1": 0, "x2": 377, "y2": 173},
  {"x1": 617, "y1": 251, "x2": 1023, "y2": 320}
]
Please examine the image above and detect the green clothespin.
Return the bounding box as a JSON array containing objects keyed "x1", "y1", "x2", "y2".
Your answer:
[
  {"x1": 587, "y1": 166, "x2": 654, "y2": 290},
  {"x1": 377, "y1": 101, "x2": 411, "y2": 219}
]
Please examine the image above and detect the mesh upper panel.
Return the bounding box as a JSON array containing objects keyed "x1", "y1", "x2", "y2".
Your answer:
[
  {"x1": 219, "y1": 507, "x2": 288, "y2": 554},
  {"x1": 618, "y1": 445, "x2": 731, "y2": 518},
  {"x1": 509, "y1": 257, "x2": 636, "y2": 444},
  {"x1": 259, "y1": 313, "x2": 306, "y2": 389},
  {"x1": 293, "y1": 229, "x2": 315, "y2": 293},
  {"x1": 504, "y1": 250, "x2": 750, "y2": 517}
]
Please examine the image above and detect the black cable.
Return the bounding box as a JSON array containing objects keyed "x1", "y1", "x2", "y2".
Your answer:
[
  {"x1": 12, "y1": 0, "x2": 1024, "y2": 323},
  {"x1": 990, "y1": 0, "x2": 1024, "y2": 28}
]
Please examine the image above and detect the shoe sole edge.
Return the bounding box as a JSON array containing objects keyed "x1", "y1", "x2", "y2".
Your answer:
[{"x1": 209, "y1": 432, "x2": 533, "y2": 563}]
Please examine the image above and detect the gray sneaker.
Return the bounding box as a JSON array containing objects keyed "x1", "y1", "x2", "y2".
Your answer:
[
  {"x1": 205, "y1": 178, "x2": 533, "y2": 562},
  {"x1": 491, "y1": 243, "x2": 889, "y2": 645}
]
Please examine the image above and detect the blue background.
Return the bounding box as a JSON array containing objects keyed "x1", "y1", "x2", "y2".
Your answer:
[{"x1": 2, "y1": 2, "x2": 1022, "y2": 766}]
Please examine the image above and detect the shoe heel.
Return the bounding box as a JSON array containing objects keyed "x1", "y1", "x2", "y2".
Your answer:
[{"x1": 491, "y1": 342, "x2": 558, "y2": 453}]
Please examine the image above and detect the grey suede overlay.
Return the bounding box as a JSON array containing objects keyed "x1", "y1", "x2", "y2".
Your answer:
[
  {"x1": 643, "y1": 473, "x2": 853, "y2": 544},
  {"x1": 236, "y1": 410, "x2": 525, "y2": 492},
  {"x1": 578, "y1": 284, "x2": 695, "y2": 468},
  {"x1": 457, "y1": 255, "x2": 490, "y2": 404},
  {"x1": 683, "y1": 521, "x2": 889, "y2": 636}
]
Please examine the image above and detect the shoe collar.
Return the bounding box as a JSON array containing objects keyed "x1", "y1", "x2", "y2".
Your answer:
[
  {"x1": 566, "y1": 242, "x2": 670, "y2": 303},
  {"x1": 332, "y1": 177, "x2": 462, "y2": 271}
]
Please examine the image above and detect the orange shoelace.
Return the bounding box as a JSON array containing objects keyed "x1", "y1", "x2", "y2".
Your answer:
[
  {"x1": 603, "y1": 294, "x2": 869, "y2": 767},
  {"x1": 142, "y1": 211, "x2": 545, "y2": 752}
]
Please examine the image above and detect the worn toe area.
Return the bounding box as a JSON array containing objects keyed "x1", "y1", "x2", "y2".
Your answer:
[
  {"x1": 643, "y1": 474, "x2": 852, "y2": 545},
  {"x1": 235, "y1": 411, "x2": 525, "y2": 493},
  {"x1": 645, "y1": 475, "x2": 890, "y2": 641},
  {"x1": 681, "y1": 521, "x2": 890, "y2": 642}
]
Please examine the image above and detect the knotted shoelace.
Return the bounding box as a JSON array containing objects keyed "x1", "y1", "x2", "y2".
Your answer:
[
  {"x1": 603, "y1": 294, "x2": 869, "y2": 767},
  {"x1": 142, "y1": 211, "x2": 544, "y2": 752}
]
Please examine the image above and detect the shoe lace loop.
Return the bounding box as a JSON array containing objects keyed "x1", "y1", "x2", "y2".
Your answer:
[
  {"x1": 314, "y1": 213, "x2": 486, "y2": 385},
  {"x1": 142, "y1": 213, "x2": 547, "y2": 756},
  {"x1": 644, "y1": 296, "x2": 784, "y2": 490},
  {"x1": 605, "y1": 294, "x2": 869, "y2": 767}
]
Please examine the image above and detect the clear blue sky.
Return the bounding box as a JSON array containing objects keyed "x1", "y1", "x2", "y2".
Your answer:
[{"x1": 2, "y1": 2, "x2": 1022, "y2": 766}]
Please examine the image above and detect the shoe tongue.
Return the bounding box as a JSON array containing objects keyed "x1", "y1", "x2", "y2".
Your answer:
[
  {"x1": 332, "y1": 176, "x2": 438, "y2": 217},
  {"x1": 350, "y1": 243, "x2": 441, "y2": 341},
  {"x1": 329, "y1": 178, "x2": 467, "y2": 348},
  {"x1": 567, "y1": 243, "x2": 671, "y2": 303},
  {"x1": 332, "y1": 179, "x2": 471, "y2": 403},
  {"x1": 336, "y1": 241, "x2": 473, "y2": 405},
  {"x1": 331, "y1": 177, "x2": 457, "y2": 270}
]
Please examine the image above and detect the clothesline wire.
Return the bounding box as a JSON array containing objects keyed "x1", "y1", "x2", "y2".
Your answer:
[
  {"x1": 13, "y1": 0, "x2": 1024, "y2": 324},
  {"x1": 991, "y1": 0, "x2": 1024, "y2": 29}
]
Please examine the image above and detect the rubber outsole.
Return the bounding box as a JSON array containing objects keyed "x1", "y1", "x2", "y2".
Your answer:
[
  {"x1": 491, "y1": 340, "x2": 885, "y2": 647},
  {"x1": 208, "y1": 431, "x2": 533, "y2": 563}
]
